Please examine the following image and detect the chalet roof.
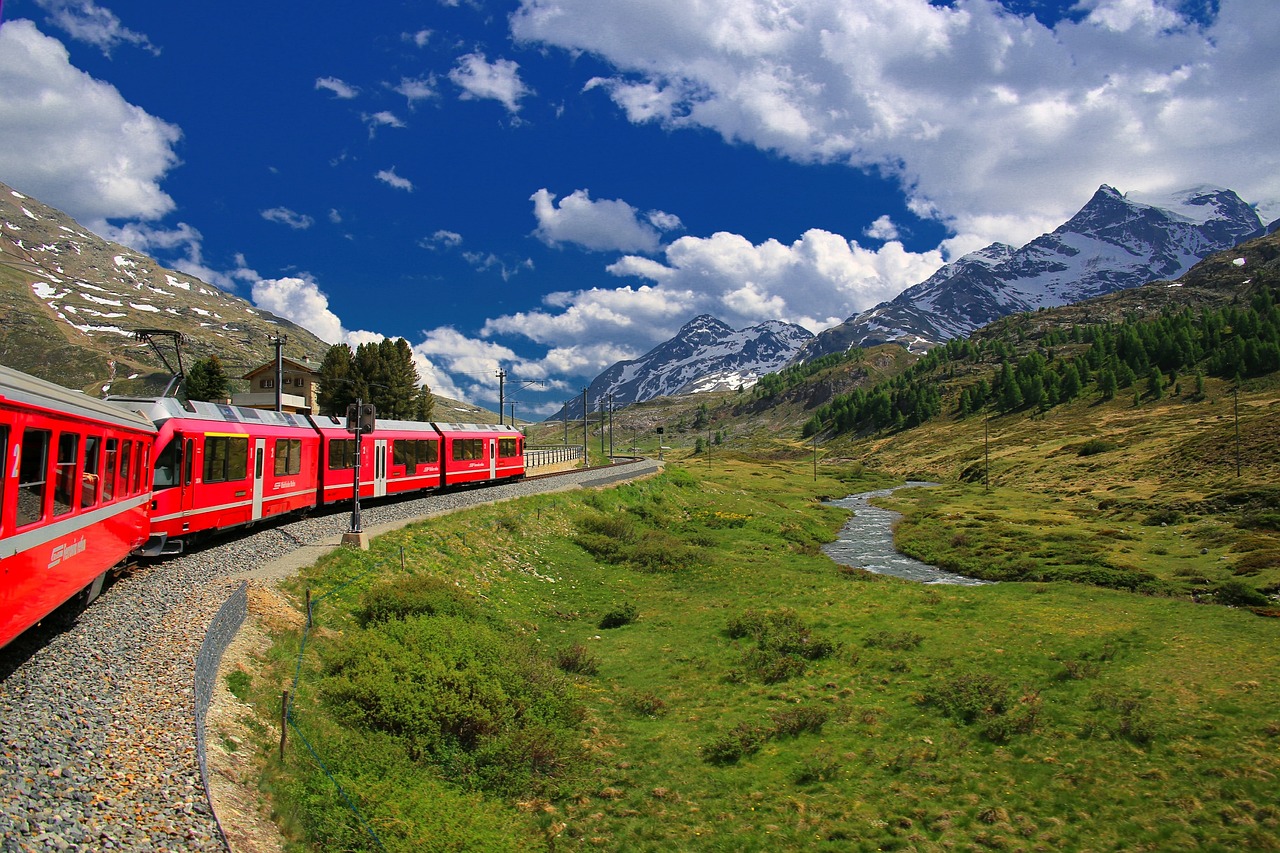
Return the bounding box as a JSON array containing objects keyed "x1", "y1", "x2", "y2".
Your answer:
[{"x1": 241, "y1": 357, "x2": 320, "y2": 380}]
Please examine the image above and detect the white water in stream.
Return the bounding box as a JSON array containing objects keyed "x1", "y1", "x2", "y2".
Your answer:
[{"x1": 823, "y1": 483, "x2": 993, "y2": 586}]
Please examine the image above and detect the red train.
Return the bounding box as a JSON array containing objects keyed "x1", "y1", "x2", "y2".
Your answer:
[
  {"x1": 2, "y1": 366, "x2": 525, "y2": 648},
  {"x1": 0, "y1": 365, "x2": 157, "y2": 649}
]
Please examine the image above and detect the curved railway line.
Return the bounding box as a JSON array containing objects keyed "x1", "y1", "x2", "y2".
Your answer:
[{"x1": 0, "y1": 458, "x2": 660, "y2": 852}]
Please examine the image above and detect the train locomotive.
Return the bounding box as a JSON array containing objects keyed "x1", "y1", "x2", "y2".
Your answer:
[{"x1": 1, "y1": 365, "x2": 525, "y2": 649}]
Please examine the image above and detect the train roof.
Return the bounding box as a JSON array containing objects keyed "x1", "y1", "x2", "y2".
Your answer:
[
  {"x1": 0, "y1": 365, "x2": 157, "y2": 434},
  {"x1": 308, "y1": 414, "x2": 522, "y2": 434},
  {"x1": 106, "y1": 396, "x2": 316, "y2": 430}
]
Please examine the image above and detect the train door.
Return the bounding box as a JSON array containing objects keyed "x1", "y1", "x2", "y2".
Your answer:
[
  {"x1": 373, "y1": 439, "x2": 388, "y2": 497},
  {"x1": 251, "y1": 438, "x2": 266, "y2": 519},
  {"x1": 489, "y1": 438, "x2": 497, "y2": 480},
  {"x1": 180, "y1": 436, "x2": 196, "y2": 522}
]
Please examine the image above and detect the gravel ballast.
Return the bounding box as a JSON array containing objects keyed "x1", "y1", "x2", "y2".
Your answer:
[{"x1": 0, "y1": 460, "x2": 660, "y2": 852}]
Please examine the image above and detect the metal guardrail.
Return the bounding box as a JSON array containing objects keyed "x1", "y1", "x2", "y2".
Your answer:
[{"x1": 524, "y1": 444, "x2": 584, "y2": 468}]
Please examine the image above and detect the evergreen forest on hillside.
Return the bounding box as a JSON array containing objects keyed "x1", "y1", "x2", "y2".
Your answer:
[{"x1": 801, "y1": 286, "x2": 1280, "y2": 438}]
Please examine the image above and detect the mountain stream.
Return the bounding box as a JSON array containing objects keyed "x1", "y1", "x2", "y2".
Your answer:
[{"x1": 823, "y1": 483, "x2": 993, "y2": 585}]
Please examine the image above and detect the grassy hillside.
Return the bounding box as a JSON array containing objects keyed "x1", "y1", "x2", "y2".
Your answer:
[{"x1": 228, "y1": 460, "x2": 1280, "y2": 851}]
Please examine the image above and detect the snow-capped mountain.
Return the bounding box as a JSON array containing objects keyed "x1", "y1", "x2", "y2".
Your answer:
[
  {"x1": 0, "y1": 179, "x2": 332, "y2": 393},
  {"x1": 798, "y1": 185, "x2": 1266, "y2": 359},
  {"x1": 554, "y1": 315, "x2": 813, "y2": 420}
]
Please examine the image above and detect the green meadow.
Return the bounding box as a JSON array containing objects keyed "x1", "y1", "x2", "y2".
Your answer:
[{"x1": 232, "y1": 457, "x2": 1280, "y2": 852}]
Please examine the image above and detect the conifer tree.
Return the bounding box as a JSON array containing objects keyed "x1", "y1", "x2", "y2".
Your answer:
[
  {"x1": 316, "y1": 344, "x2": 356, "y2": 416},
  {"x1": 184, "y1": 356, "x2": 230, "y2": 402}
]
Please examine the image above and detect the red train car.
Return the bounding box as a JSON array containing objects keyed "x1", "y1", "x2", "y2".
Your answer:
[
  {"x1": 312, "y1": 417, "x2": 525, "y2": 506},
  {"x1": 118, "y1": 397, "x2": 322, "y2": 554},
  {"x1": 1, "y1": 366, "x2": 156, "y2": 649},
  {"x1": 435, "y1": 422, "x2": 525, "y2": 486}
]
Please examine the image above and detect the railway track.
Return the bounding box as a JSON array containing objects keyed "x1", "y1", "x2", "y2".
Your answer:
[{"x1": 0, "y1": 458, "x2": 660, "y2": 852}]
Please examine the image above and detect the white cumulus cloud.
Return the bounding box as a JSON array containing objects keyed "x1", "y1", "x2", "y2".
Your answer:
[
  {"x1": 449, "y1": 52, "x2": 530, "y2": 113},
  {"x1": 514, "y1": 0, "x2": 1280, "y2": 249},
  {"x1": 375, "y1": 167, "x2": 414, "y2": 191},
  {"x1": 316, "y1": 76, "x2": 359, "y2": 99},
  {"x1": 34, "y1": 0, "x2": 157, "y2": 56},
  {"x1": 260, "y1": 207, "x2": 314, "y2": 229},
  {"x1": 0, "y1": 20, "x2": 180, "y2": 223},
  {"x1": 531, "y1": 188, "x2": 679, "y2": 254}
]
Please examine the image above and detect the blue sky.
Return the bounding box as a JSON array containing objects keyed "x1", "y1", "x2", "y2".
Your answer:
[{"x1": 2, "y1": 0, "x2": 1277, "y2": 416}]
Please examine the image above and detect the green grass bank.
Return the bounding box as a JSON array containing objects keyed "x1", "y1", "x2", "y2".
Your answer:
[{"x1": 230, "y1": 459, "x2": 1280, "y2": 852}]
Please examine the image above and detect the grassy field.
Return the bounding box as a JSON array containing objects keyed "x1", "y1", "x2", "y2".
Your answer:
[{"x1": 230, "y1": 455, "x2": 1280, "y2": 852}]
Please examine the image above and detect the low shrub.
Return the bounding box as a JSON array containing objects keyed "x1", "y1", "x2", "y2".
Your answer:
[
  {"x1": 770, "y1": 705, "x2": 830, "y2": 738},
  {"x1": 741, "y1": 648, "x2": 807, "y2": 684},
  {"x1": 598, "y1": 602, "x2": 639, "y2": 629},
  {"x1": 621, "y1": 690, "x2": 667, "y2": 717},
  {"x1": 319, "y1": 614, "x2": 586, "y2": 796},
  {"x1": 1215, "y1": 580, "x2": 1270, "y2": 608},
  {"x1": 1078, "y1": 438, "x2": 1118, "y2": 456},
  {"x1": 864, "y1": 630, "x2": 924, "y2": 651},
  {"x1": 356, "y1": 575, "x2": 482, "y2": 627},
  {"x1": 702, "y1": 721, "x2": 769, "y2": 764},
  {"x1": 793, "y1": 748, "x2": 841, "y2": 785},
  {"x1": 1085, "y1": 687, "x2": 1160, "y2": 745},
  {"x1": 727, "y1": 608, "x2": 840, "y2": 660},
  {"x1": 920, "y1": 671, "x2": 1041, "y2": 742},
  {"x1": 555, "y1": 642, "x2": 600, "y2": 676}
]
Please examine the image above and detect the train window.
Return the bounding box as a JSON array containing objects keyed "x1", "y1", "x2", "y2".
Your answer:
[
  {"x1": 451, "y1": 438, "x2": 483, "y2": 461},
  {"x1": 393, "y1": 440, "x2": 411, "y2": 468},
  {"x1": 204, "y1": 436, "x2": 249, "y2": 483},
  {"x1": 133, "y1": 442, "x2": 147, "y2": 493},
  {"x1": 274, "y1": 439, "x2": 302, "y2": 476},
  {"x1": 153, "y1": 437, "x2": 180, "y2": 489},
  {"x1": 328, "y1": 438, "x2": 357, "y2": 470},
  {"x1": 119, "y1": 440, "x2": 133, "y2": 497},
  {"x1": 103, "y1": 439, "x2": 118, "y2": 502},
  {"x1": 81, "y1": 435, "x2": 101, "y2": 508},
  {"x1": 17, "y1": 428, "x2": 51, "y2": 527},
  {"x1": 418, "y1": 440, "x2": 439, "y2": 464},
  {"x1": 498, "y1": 438, "x2": 518, "y2": 458},
  {"x1": 53, "y1": 432, "x2": 79, "y2": 516}
]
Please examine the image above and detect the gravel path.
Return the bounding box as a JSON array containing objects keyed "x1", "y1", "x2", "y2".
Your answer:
[{"x1": 0, "y1": 460, "x2": 661, "y2": 852}]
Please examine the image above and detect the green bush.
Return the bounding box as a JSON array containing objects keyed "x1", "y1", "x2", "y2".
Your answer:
[
  {"x1": 319, "y1": 614, "x2": 586, "y2": 796},
  {"x1": 555, "y1": 642, "x2": 600, "y2": 676},
  {"x1": 621, "y1": 690, "x2": 667, "y2": 717},
  {"x1": 741, "y1": 648, "x2": 808, "y2": 684},
  {"x1": 921, "y1": 671, "x2": 1041, "y2": 742},
  {"x1": 356, "y1": 574, "x2": 482, "y2": 628},
  {"x1": 727, "y1": 608, "x2": 840, "y2": 660},
  {"x1": 1085, "y1": 687, "x2": 1160, "y2": 745},
  {"x1": 1215, "y1": 579, "x2": 1270, "y2": 608},
  {"x1": 225, "y1": 668, "x2": 251, "y2": 701},
  {"x1": 702, "y1": 721, "x2": 769, "y2": 764},
  {"x1": 770, "y1": 705, "x2": 830, "y2": 738},
  {"x1": 598, "y1": 602, "x2": 639, "y2": 629},
  {"x1": 1078, "y1": 438, "x2": 1118, "y2": 457},
  {"x1": 863, "y1": 630, "x2": 924, "y2": 650}
]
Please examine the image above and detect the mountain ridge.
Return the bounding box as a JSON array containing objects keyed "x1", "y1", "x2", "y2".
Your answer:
[{"x1": 796, "y1": 185, "x2": 1267, "y2": 361}]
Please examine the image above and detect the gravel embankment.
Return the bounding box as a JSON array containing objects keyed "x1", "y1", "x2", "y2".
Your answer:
[{"x1": 0, "y1": 460, "x2": 660, "y2": 852}]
